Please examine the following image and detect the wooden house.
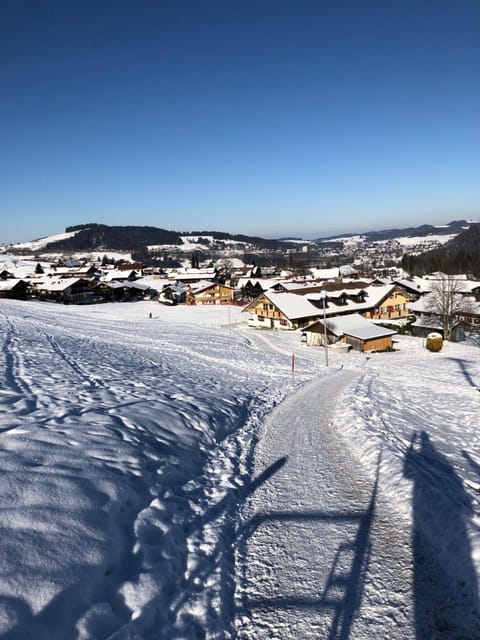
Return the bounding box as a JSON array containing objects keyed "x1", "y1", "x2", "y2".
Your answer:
[
  {"x1": 188, "y1": 281, "x2": 234, "y2": 305},
  {"x1": 158, "y1": 283, "x2": 188, "y2": 305},
  {"x1": 243, "y1": 291, "x2": 322, "y2": 329},
  {"x1": 35, "y1": 278, "x2": 94, "y2": 303},
  {"x1": 304, "y1": 313, "x2": 396, "y2": 352},
  {"x1": 362, "y1": 286, "x2": 411, "y2": 321}
]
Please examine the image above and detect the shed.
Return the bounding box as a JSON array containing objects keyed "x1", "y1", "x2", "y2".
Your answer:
[{"x1": 303, "y1": 313, "x2": 396, "y2": 352}]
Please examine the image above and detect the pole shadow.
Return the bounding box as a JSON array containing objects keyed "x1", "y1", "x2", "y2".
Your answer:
[
  {"x1": 448, "y1": 357, "x2": 479, "y2": 389},
  {"x1": 404, "y1": 431, "x2": 480, "y2": 638},
  {"x1": 235, "y1": 453, "x2": 382, "y2": 640}
]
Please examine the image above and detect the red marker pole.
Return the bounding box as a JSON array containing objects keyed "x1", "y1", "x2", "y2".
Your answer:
[{"x1": 291, "y1": 353, "x2": 295, "y2": 373}]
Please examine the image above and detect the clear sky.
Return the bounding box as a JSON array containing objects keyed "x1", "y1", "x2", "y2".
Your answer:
[{"x1": 1, "y1": 0, "x2": 479, "y2": 244}]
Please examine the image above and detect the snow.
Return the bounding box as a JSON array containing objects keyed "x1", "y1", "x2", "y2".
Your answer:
[
  {"x1": 395, "y1": 234, "x2": 456, "y2": 247},
  {"x1": 311, "y1": 312, "x2": 397, "y2": 340},
  {"x1": 0, "y1": 300, "x2": 479, "y2": 638},
  {"x1": 148, "y1": 236, "x2": 249, "y2": 253},
  {"x1": 7, "y1": 230, "x2": 82, "y2": 252}
]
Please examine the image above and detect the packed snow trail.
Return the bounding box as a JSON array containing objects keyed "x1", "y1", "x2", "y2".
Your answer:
[{"x1": 235, "y1": 370, "x2": 416, "y2": 639}]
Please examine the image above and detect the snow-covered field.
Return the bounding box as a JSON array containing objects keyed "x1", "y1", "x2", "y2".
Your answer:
[{"x1": 0, "y1": 299, "x2": 479, "y2": 638}]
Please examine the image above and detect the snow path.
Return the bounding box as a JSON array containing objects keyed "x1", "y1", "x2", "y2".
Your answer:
[{"x1": 235, "y1": 370, "x2": 416, "y2": 639}]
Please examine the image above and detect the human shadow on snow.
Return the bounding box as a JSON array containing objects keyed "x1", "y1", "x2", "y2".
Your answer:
[{"x1": 404, "y1": 431, "x2": 480, "y2": 639}]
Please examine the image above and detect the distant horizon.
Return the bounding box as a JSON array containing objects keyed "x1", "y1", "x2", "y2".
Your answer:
[{"x1": 3, "y1": 215, "x2": 478, "y2": 248}]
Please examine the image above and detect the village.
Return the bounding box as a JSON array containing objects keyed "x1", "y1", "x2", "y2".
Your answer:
[{"x1": 1, "y1": 247, "x2": 480, "y2": 355}]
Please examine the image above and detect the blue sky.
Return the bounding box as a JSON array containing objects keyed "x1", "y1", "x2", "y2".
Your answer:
[{"x1": 1, "y1": 0, "x2": 479, "y2": 243}]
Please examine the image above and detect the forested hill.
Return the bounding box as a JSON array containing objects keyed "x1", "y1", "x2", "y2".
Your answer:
[
  {"x1": 402, "y1": 224, "x2": 480, "y2": 276},
  {"x1": 42, "y1": 224, "x2": 293, "y2": 253},
  {"x1": 318, "y1": 219, "x2": 471, "y2": 242},
  {"x1": 363, "y1": 220, "x2": 469, "y2": 242},
  {"x1": 46, "y1": 224, "x2": 182, "y2": 252}
]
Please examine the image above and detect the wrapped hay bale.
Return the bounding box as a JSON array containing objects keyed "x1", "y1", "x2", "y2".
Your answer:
[{"x1": 426, "y1": 332, "x2": 443, "y2": 352}]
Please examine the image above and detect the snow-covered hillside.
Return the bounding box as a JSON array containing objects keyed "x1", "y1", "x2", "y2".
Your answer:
[
  {"x1": 5, "y1": 230, "x2": 82, "y2": 252},
  {"x1": 0, "y1": 300, "x2": 479, "y2": 638}
]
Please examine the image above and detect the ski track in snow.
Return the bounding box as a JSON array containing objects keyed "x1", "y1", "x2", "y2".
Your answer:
[{"x1": 0, "y1": 301, "x2": 479, "y2": 638}]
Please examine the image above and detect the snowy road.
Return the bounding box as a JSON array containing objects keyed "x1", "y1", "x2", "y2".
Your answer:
[{"x1": 236, "y1": 371, "x2": 415, "y2": 639}]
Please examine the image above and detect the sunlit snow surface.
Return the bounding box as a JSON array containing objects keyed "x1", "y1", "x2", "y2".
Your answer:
[{"x1": 0, "y1": 300, "x2": 479, "y2": 639}]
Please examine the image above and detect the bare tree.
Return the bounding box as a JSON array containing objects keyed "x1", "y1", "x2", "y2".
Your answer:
[{"x1": 425, "y1": 275, "x2": 475, "y2": 340}]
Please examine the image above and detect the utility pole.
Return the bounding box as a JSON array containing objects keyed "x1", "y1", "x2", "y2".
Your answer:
[{"x1": 322, "y1": 289, "x2": 329, "y2": 367}]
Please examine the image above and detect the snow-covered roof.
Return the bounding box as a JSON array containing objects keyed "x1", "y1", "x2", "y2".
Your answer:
[
  {"x1": 192, "y1": 281, "x2": 233, "y2": 294},
  {"x1": 309, "y1": 267, "x2": 340, "y2": 280},
  {"x1": 96, "y1": 281, "x2": 125, "y2": 289},
  {"x1": 245, "y1": 284, "x2": 399, "y2": 321},
  {"x1": 0, "y1": 278, "x2": 26, "y2": 291},
  {"x1": 37, "y1": 278, "x2": 83, "y2": 291},
  {"x1": 307, "y1": 313, "x2": 396, "y2": 340},
  {"x1": 190, "y1": 280, "x2": 217, "y2": 293},
  {"x1": 308, "y1": 284, "x2": 396, "y2": 317},
  {"x1": 48, "y1": 266, "x2": 95, "y2": 276},
  {"x1": 171, "y1": 269, "x2": 217, "y2": 282},
  {"x1": 102, "y1": 269, "x2": 136, "y2": 281},
  {"x1": 278, "y1": 281, "x2": 324, "y2": 292},
  {"x1": 236, "y1": 277, "x2": 280, "y2": 291},
  {"x1": 126, "y1": 281, "x2": 154, "y2": 291},
  {"x1": 252, "y1": 291, "x2": 321, "y2": 320},
  {"x1": 307, "y1": 287, "x2": 366, "y2": 301},
  {"x1": 409, "y1": 292, "x2": 480, "y2": 316},
  {"x1": 339, "y1": 265, "x2": 358, "y2": 276}
]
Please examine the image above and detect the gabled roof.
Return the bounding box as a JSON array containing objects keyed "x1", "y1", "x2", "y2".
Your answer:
[
  {"x1": 243, "y1": 291, "x2": 321, "y2": 320},
  {"x1": 192, "y1": 281, "x2": 234, "y2": 294},
  {"x1": 244, "y1": 284, "x2": 403, "y2": 322},
  {"x1": 306, "y1": 313, "x2": 396, "y2": 341},
  {"x1": 309, "y1": 267, "x2": 340, "y2": 280},
  {"x1": 126, "y1": 281, "x2": 154, "y2": 291},
  {"x1": 409, "y1": 292, "x2": 480, "y2": 316},
  {"x1": 307, "y1": 284, "x2": 397, "y2": 316},
  {"x1": 103, "y1": 270, "x2": 136, "y2": 281},
  {"x1": 95, "y1": 281, "x2": 125, "y2": 290},
  {"x1": 190, "y1": 280, "x2": 217, "y2": 293},
  {"x1": 237, "y1": 277, "x2": 280, "y2": 290},
  {"x1": 162, "y1": 282, "x2": 189, "y2": 294},
  {"x1": 0, "y1": 278, "x2": 27, "y2": 291},
  {"x1": 37, "y1": 278, "x2": 83, "y2": 292}
]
